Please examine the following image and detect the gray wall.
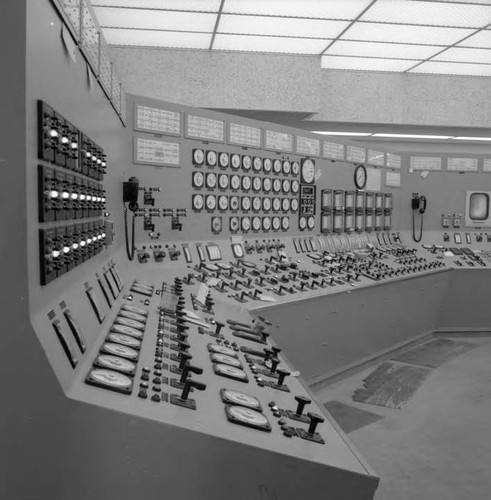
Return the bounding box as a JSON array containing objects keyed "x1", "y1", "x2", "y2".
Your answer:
[{"x1": 111, "y1": 47, "x2": 491, "y2": 128}]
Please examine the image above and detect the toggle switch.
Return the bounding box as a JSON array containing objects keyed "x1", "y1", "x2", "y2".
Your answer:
[{"x1": 180, "y1": 364, "x2": 203, "y2": 384}]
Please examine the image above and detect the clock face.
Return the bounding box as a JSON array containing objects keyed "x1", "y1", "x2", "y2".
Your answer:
[
  {"x1": 272, "y1": 198, "x2": 281, "y2": 211},
  {"x1": 272, "y1": 216, "x2": 281, "y2": 230},
  {"x1": 218, "y1": 174, "x2": 229, "y2": 189},
  {"x1": 262, "y1": 178, "x2": 272, "y2": 193},
  {"x1": 291, "y1": 198, "x2": 299, "y2": 212},
  {"x1": 252, "y1": 177, "x2": 262, "y2": 192},
  {"x1": 292, "y1": 161, "x2": 300, "y2": 175},
  {"x1": 231, "y1": 153, "x2": 241, "y2": 169},
  {"x1": 192, "y1": 171, "x2": 204, "y2": 188},
  {"x1": 299, "y1": 216, "x2": 307, "y2": 229},
  {"x1": 291, "y1": 180, "x2": 300, "y2": 194},
  {"x1": 230, "y1": 174, "x2": 241, "y2": 190},
  {"x1": 282, "y1": 179, "x2": 291, "y2": 194},
  {"x1": 230, "y1": 195, "x2": 240, "y2": 211},
  {"x1": 282, "y1": 160, "x2": 291, "y2": 175},
  {"x1": 263, "y1": 158, "x2": 272, "y2": 173},
  {"x1": 230, "y1": 216, "x2": 239, "y2": 232},
  {"x1": 193, "y1": 149, "x2": 204, "y2": 165},
  {"x1": 273, "y1": 159, "x2": 282, "y2": 174},
  {"x1": 206, "y1": 172, "x2": 217, "y2": 189},
  {"x1": 241, "y1": 216, "x2": 251, "y2": 231},
  {"x1": 282, "y1": 198, "x2": 290, "y2": 211},
  {"x1": 252, "y1": 216, "x2": 261, "y2": 231},
  {"x1": 262, "y1": 217, "x2": 271, "y2": 231},
  {"x1": 219, "y1": 152, "x2": 229, "y2": 168},
  {"x1": 281, "y1": 216, "x2": 290, "y2": 230},
  {"x1": 307, "y1": 216, "x2": 315, "y2": 229},
  {"x1": 273, "y1": 178, "x2": 282, "y2": 193},
  {"x1": 262, "y1": 197, "x2": 271, "y2": 211},
  {"x1": 206, "y1": 150, "x2": 217, "y2": 166},
  {"x1": 241, "y1": 196, "x2": 251, "y2": 211},
  {"x1": 253, "y1": 157, "x2": 262, "y2": 172},
  {"x1": 252, "y1": 196, "x2": 261, "y2": 211},
  {"x1": 354, "y1": 164, "x2": 367, "y2": 190},
  {"x1": 192, "y1": 194, "x2": 204, "y2": 210},
  {"x1": 218, "y1": 195, "x2": 228, "y2": 210},
  {"x1": 301, "y1": 159, "x2": 315, "y2": 184},
  {"x1": 206, "y1": 195, "x2": 216, "y2": 210},
  {"x1": 242, "y1": 155, "x2": 252, "y2": 171},
  {"x1": 241, "y1": 176, "x2": 251, "y2": 191}
]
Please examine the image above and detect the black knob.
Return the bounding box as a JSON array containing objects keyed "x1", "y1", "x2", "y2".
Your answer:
[
  {"x1": 180, "y1": 364, "x2": 203, "y2": 383},
  {"x1": 240, "y1": 291, "x2": 249, "y2": 301},
  {"x1": 294, "y1": 395, "x2": 311, "y2": 416},
  {"x1": 307, "y1": 412, "x2": 324, "y2": 435},
  {"x1": 276, "y1": 368, "x2": 290, "y2": 386},
  {"x1": 176, "y1": 340, "x2": 190, "y2": 352},
  {"x1": 214, "y1": 321, "x2": 225, "y2": 335},
  {"x1": 178, "y1": 352, "x2": 192, "y2": 369},
  {"x1": 271, "y1": 347, "x2": 281, "y2": 357},
  {"x1": 180, "y1": 379, "x2": 207, "y2": 401},
  {"x1": 269, "y1": 357, "x2": 280, "y2": 374},
  {"x1": 264, "y1": 348, "x2": 274, "y2": 361}
]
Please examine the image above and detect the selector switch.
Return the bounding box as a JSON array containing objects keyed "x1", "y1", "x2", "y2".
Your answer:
[
  {"x1": 286, "y1": 395, "x2": 311, "y2": 423},
  {"x1": 297, "y1": 412, "x2": 325, "y2": 445}
]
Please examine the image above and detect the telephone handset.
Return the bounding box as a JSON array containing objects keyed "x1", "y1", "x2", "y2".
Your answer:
[
  {"x1": 123, "y1": 177, "x2": 139, "y2": 260},
  {"x1": 411, "y1": 193, "x2": 427, "y2": 242}
]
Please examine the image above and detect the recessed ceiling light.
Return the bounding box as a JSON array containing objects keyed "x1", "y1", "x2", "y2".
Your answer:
[
  {"x1": 372, "y1": 133, "x2": 453, "y2": 139},
  {"x1": 312, "y1": 131, "x2": 372, "y2": 136},
  {"x1": 452, "y1": 136, "x2": 491, "y2": 141}
]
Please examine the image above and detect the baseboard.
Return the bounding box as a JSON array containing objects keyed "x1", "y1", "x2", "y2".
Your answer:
[{"x1": 434, "y1": 328, "x2": 491, "y2": 337}]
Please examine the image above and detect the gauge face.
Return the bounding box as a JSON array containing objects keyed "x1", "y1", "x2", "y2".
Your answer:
[
  {"x1": 241, "y1": 216, "x2": 251, "y2": 231},
  {"x1": 291, "y1": 180, "x2": 300, "y2": 194},
  {"x1": 102, "y1": 342, "x2": 138, "y2": 360},
  {"x1": 252, "y1": 176, "x2": 262, "y2": 192},
  {"x1": 354, "y1": 164, "x2": 367, "y2": 190},
  {"x1": 301, "y1": 158, "x2": 315, "y2": 184},
  {"x1": 282, "y1": 216, "x2": 290, "y2": 230},
  {"x1": 107, "y1": 333, "x2": 141, "y2": 349},
  {"x1": 218, "y1": 195, "x2": 228, "y2": 210},
  {"x1": 291, "y1": 198, "x2": 299, "y2": 212},
  {"x1": 282, "y1": 198, "x2": 290, "y2": 211},
  {"x1": 192, "y1": 194, "x2": 204, "y2": 211},
  {"x1": 273, "y1": 178, "x2": 282, "y2": 193},
  {"x1": 230, "y1": 195, "x2": 239, "y2": 210},
  {"x1": 242, "y1": 176, "x2": 251, "y2": 191},
  {"x1": 307, "y1": 216, "x2": 315, "y2": 229},
  {"x1": 193, "y1": 148, "x2": 204, "y2": 165},
  {"x1": 206, "y1": 150, "x2": 217, "y2": 166},
  {"x1": 252, "y1": 196, "x2": 261, "y2": 211},
  {"x1": 252, "y1": 216, "x2": 261, "y2": 231},
  {"x1": 273, "y1": 197, "x2": 281, "y2": 211},
  {"x1": 242, "y1": 155, "x2": 252, "y2": 171},
  {"x1": 263, "y1": 158, "x2": 272, "y2": 173},
  {"x1": 209, "y1": 344, "x2": 238, "y2": 356},
  {"x1": 299, "y1": 216, "x2": 307, "y2": 230},
  {"x1": 262, "y1": 197, "x2": 271, "y2": 211},
  {"x1": 230, "y1": 174, "x2": 241, "y2": 190},
  {"x1": 282, "y1": 160, "x2": 291, "y2": 174},
  {"x1": 192, "y1": 171, "x2": 204, "y2": 188},
  {"x1": 212, "y1": 216, "x2": 222, "y2": 233},
  {"x1": 88, "y1": 368, "x2": 132, "y2": 389},
  {"x1": 273, "y1": 159, "x2": 282, "y2": 174},
  {"x1": 118, "y1": 310, "x2": 146, "y2": 322},
  {"x1": 218, "y1": 174, "x2": 229, "y2": 190},
  {"x1": 282, "y1": 179, "x2": 291, "y2": 193},
  {"x1": 221, "y1": 389, "x2": 261, "y2": 410},
  {"x1": 292, "y1": 161, "x2": 300, "y2": 175},
  {"x1": 111, "y1": 324, "x2": 143, "y2": 339},
  {"x1": 219, "y1": 152, "x2": 229, "y2": 168},
  {"x1": 241, "y1": 196, "x2": 251, "y2": 211},
  {"x1": 206, "y1": 172, "x2": 217, "y2": 189},
  {"x1": 230, "y1": 216, "x2": 239, "y2": 232},
  {"x1": 262, "y1": 217, "x2": 271, "y2": 231},
  {"x1": 231, "y1": 153, "x2": 241, "y2": 169},
  {"x1": 96, "y1": 355, "x2": 135, "y2": 374},
  {"x1": 114, "y1": 317, "x2": 145, "y2": 330},
  {"x1": 253, "y1": 157, "x2": 262, "y2": 172},
  {"x1": 206, "y1": 195, "x2": 216, "y2": 210},
  {"x1": 212, "y1": 354, "x2": 242, "y2": 368},
  {"x1": 121, "y1": 304, "x2": 147, "y2": 316},
  {"x1": 272, "y1": 216, "x2": 281, "y2": 230},
  {"x1": 262, "y1": 178, "x2": 272, "y2": 193},
  {"x1": 215, "y1": 364, "x2": 248, "y2": 381}
]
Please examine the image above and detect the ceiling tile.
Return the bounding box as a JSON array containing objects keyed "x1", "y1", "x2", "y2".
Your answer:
[
  {"x1": 321, "y1": 55, "x2": 418, "y2": 71},
  {"x1": 410, "y1": 60, "x2": 491, "y2": 75},
  {"x1": 459, "y1": 29, "x2": 491, "y2": 48},
  {"x1": 434, "y1": 46, "x2": 491, "y2": 63},
  {"x1": 327, "y1": 40, "x2": 442, "y2": 59},
  {"x1": 103, "y1": 28, "x2": 212, "y2": 48},
  {"x1": 92, "y1": 0, "x2": 222, "y2": 11}
]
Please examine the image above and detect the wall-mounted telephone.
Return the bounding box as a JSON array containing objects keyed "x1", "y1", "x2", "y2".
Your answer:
[
  {"x1": 123, "y1": 177, "x2": 139, "y2": 260},
  {"x1": 411, "y1": 193, "x2": 427, "y2": 242}
]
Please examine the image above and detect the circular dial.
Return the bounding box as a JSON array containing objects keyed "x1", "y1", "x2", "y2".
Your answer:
[
  {"x1": 273, "y1": 178, "x2": 282, "y2": 193},
  {"x1": 102, "y1": 342, "x2": 138, "y2": 359},
  {"x1": 252, "y1": 216, "x2": 261, "y2": 231},
  {"x1": 230, "y1": 195, "x2": 240, "y2": 210},
  {"x1": 96, "y1": 355, "x2": 135, "y2": 374},
  {"x1": 209, "y1": 344, "x2": 238, "y2": 356},
  {"x1": 262, "y1": 197, "x2": 271, "y2": 211},
  {"x1": 241, "y1": 216, "x2": 251, "y2": 231},
  {"x1": 272, "y1": 197, "x2": 281, "y2": 211},
  {"x1": 206, "y1": 150, "x2": 217, "y2": 166},
  {"x1": 307, "y1": 216, "x2": 315, "y2": 229},
  {"x1": 218, "y1": 195, "x2": 229, "y2": 210},
  {"x1": 121, "y1": 305, "x2": 147, "y2": 316},
  {"x1": 107, "y1": 333, "x2": 141, "y2": 349},
  {"x1": 282, "y1": 198, "x2": 290, "y2": 211},
  {"x1": 219, "y1": 152, "x2": 229, "y2": 168},
  {"x1": 222, "y1": 390, "x2": 261, "y2": 410},
  {"x1": 291, "y1": 180, "x2": 300, "y2": 194},
  {"x1": 193, "y1": 148, "x2": 204, "y2": 165},
  {"x1": 241, "y1": 176, "x2": 251, "y2": 191},
  {"x1": 272, "y1": 216, "x2": 281, "y2": 230},
  {"x1": 212, "y1": 216, "x2": 222, "y2": 233},
  {"x1": 262, "y1": 217, "x2": 271, "y2": 231},
  {"x1": 253, "y1": 157, "x2": 262, "y2": 172},
  {"x1": 252, "y1": 196, "x2": 261, "y2": 211},
  {"x1": 242, "y1": 155, "x2": 252, "y2": 171},
  {"x1": 192, "y1": 171, "x2": 204, "y2": 188},
  {"x1": 217, "y1": 174, "x2": 228, "y2": 190},
  {"x1": 192, "y1": 194, "x2": 204, "y2": 210},
  {"x1": 211, "y1": 354, "x2": 242, "y2": 368},
  {"x1": 111, "y1": 324, "x2": 143, "y2": 339},
  {"x1": 88, "y1": 368, "x2": 132, "y2": 389},
  {"x1": 301, "y1": 159, "x2": 315, "y2": 184},
  {"x1": 115, "y1": 317, "x2": 145, "y2": 330},
  {"x1": 263, "y1": 158, "x2": 272, "y2": 173},
  {"x1": 231, "y1": 153, "x2": 241, "y2": 169},
  {"x1": 282, "y1": 179, "x2": 291, "y2": 194},
  {"x1": 118, "y1": 310, "x2": 146, "y2": 322},
  {"x1": 282, "y1": 160, "x2": 291, "y2": 175},
  {"x1": 354, "y1": 164, "x2": 367, "y2": 190},
  {"x1": 252, "y1": 177, "x2": 262, "y2": 192},
  {"x1": 291, "y1": 198, "x2": 299, "y2": 212},
  {"x1": 205, "y1": 172, "x2": 217, "y2": 189},
  {"x1": 262, "y1": 178, "x2": 272, "y2": 193},
  {"x1": 292, "y1": 161, "x2": 300, "y2": 176},
  {"x1": 299, "y1": 216, "x2": 307, "y2": 229},
  {"x1": 241, "y1": 196, "x2": 251, "y2": 211},
  {"x1": 230, "y1": 174, "x2": 241, "y2": 190},
  {"x1": 230, "y1": 216, "x2": 239, "y2": 232},
  {"x1": 282, "y1": 216, "x2": 290, "y2": 230},
  {"x1": 272, "y1": 159, "x2": 282, "y2": 174},
  {"x1": 206, "y1": 195, "x2": 216, "y2": 210}
]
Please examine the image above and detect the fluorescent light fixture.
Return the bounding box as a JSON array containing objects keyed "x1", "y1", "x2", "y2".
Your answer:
[
  {"x1": 92, "y1": 0, "x2": 222, "y2": 11},
  {"x1": 410, "y1": 61, "x2": 491, "y2": 76},
  {"x1": 372, "y1": 134, "x2": 453, "y2": 139},
  {"x1": 103, "y1": 28, "x2": 212, "y2": 49},
  {"x1": 321, "y1": 55, "x2": 417, "y2": 72},
  {"x1": 312, "y1": 131, "x2": 372, "y2": 136},
  {"x1": 434, "y1": 47, "x2": 491, "y2": 64},
  {"x1": 452, "y1": 136, "x2": 491, "y2": 141}
]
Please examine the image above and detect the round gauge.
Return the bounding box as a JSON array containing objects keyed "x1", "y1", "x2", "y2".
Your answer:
[
  {"x1": 241, "y1": 216, "x2": 251, "y2": 231},
  {"x1": 273, "y1": 198, "x2": 281, "y2": 211},
  {"x1": 215, "y1": 364, "x2": 248, "y2": 381},
  {"x1": 273, "y1": 178, "x2": 282, "y2": 193},
  {"x1": 219, "y1": 152, "x2": 229, "y2": 168},
  {"x1": 273, "y1": 159, "x2": 282, "y2": 174},
  {"x1": 118, "y1": 310, "x2": 146, "y2": 322},
  {"x1": 354, "y1": 164, "x2": 367, "y2": 190},
  {"x1": 101, "y1": 342, "x2": 138, "y2": 360},
  {"x1": 282, "y1": 179, "x2": 291, "y2": 193},
  {"x1": 282, "y1": 216, "x2": 290, "y2": 230},
  {"x1": 192, "y1": 171, "x2": 204, "y2": 188},
  {"x1": 88, "y1": 368, "x2": 132, "y2": 390},
  {"x1": 206, "y1": 172, "x2": 217, "y2": 189},
  {"x1": 262, "y1": 217, "x2": 271, "y2": 231},
  {"x1": 241, "y1": 196, "x2": 251, "y2": 211},
  {"x1": 301, "y1": 158, "x2": 315, "y2": 184},
  {"x1": 299, "y1": 216, "x2": 307, "y2": 230},
  {"x1": 291, "y1": 198, "x2": 299, "y2": 212},
  {"x1": 242, "y1": 176, "x2": 251, "y2": 191},
  {"x1": 114, "y1": 317, "x2": 145, "y2": 330},
  {"x1": 252, "y1": 216, "x2": 262, "y2": 231},
  {"x1": 212, "y1": 216, "x2": 222, "y2": 233},
  {"x1": 111, "y1": 324, "x2": 143, "y2": 339},
  {"x1": 252, "y1": 176, "x2": 262, "y2": 192},
  {"x1": 291, "y1": 180, "x2": 300, "y2": 194},
  {"x1": 231, "y1": 153, "x2": 241, "y2": 169},
  {"x1": 282, "y1": 198, "x2": 290, "y2": 211},
  {"x1": 206, "y1": 195, "x2": 216, "y2": 210},
  {"x1": 193, "y1": 148, "x2": 204, "y2": 165},
  {"x1": 193, "y1": 194, "x2": 204, "y2": 211},
  {"x1": 218, "y1": 174, "x2": 229, "y2": 189},
  {"x1": 230, "y1": 216, "x2": 240, "y2": 232},
  {"x1": 230, "y1": 174, "x2": 241, "y2": 190},
  {"x1": 253, "y1": 157, "x2": 262, "y2": 172},
  {"x1": 242, "y1": 155, "x2": 252, "y2": 171},
  {"x1": 262, "y1": 197, "x2": 271, "y2": 211},
  {"x1": 206, "y1": 150, "x2": 217, "y2": 166},
  {"x1": 221, "y1": 389, "x2": 261, "y2": 410},
  {"x1": 252, "y1": 196, "x2": 261, "y2": 211},
  {"x1": 262, "y1": 178, "x2": 272, "y2": 193},
  {"x1": 282, "y1": 160, "x2": 291, "y2": 174},
  {"x1": 218, "y1": 195, "x2": 229, "y2": 210},
  {"x1": 209, "y1": 344, "x2": 238, "y2": 357},
  {"x1": 232, "y1": 242, "x2": 243, "y2": 257},
  {"x1": 307, "y1": 216, "x2": 315, "y2": 230},
  {"x1": 96, "y1": 355, "x2": 135, "y2": 374},
  {"x1": 107, "y1": 333, "x2": 141, "y2": 349},
  {"x1": 211, "y1": 353, "x2": 243, "y2": 368},
  {"x1": 272, "y1": 216, "x2": 281, "y2": 230},
  {"x1": 263, "y1": 158, "x2": 272, "y2": 173},
  {"x1": 292, "y1": 161, "x2": 300, "y2": 176},
  {"x1": 230, "y1": 195, "x2": 240, "y2": 210},
  {"x1": 121, "y1": 305, "x2": 147, "y2": 316}
]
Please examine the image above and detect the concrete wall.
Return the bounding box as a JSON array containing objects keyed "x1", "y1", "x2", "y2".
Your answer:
[{"x1": 111, "y1": 47, "x2": 491, "y2": 128}]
